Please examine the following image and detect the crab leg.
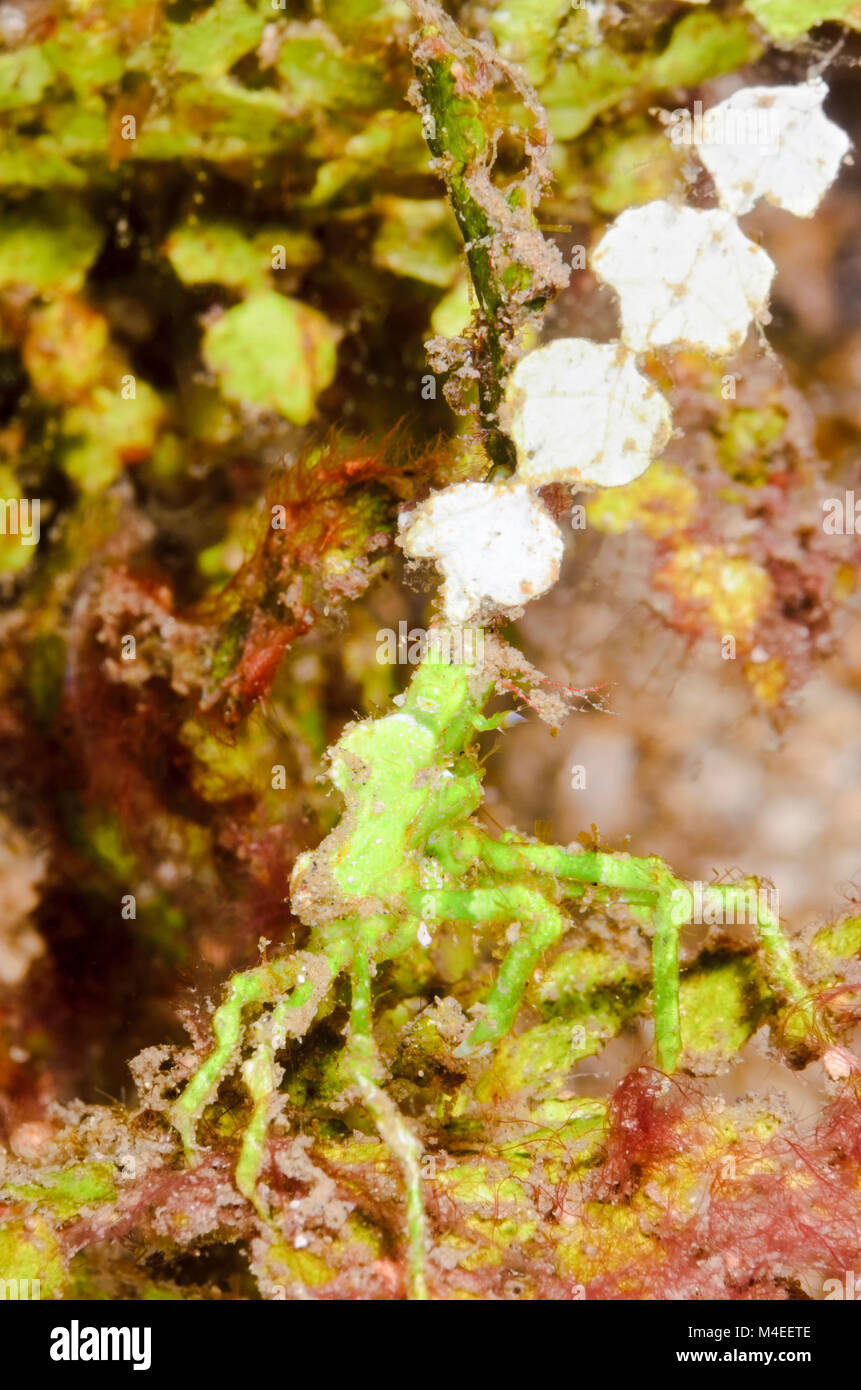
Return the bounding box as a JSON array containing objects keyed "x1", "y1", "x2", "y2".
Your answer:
[{"x1": 346, "y1": 951, "x2": 430, "y2": 1300}]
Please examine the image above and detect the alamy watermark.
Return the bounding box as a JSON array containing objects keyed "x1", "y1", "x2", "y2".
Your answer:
[
  {"x1": 823, "y1": 1270, "x2": 861, "y2": 1299},
  {"x1": 0, "y1": 1277, "x2": 40, "y2": 1299},
  {"x1": 666, "y1": 99, "x2": 781, "y2": 148},
  {"x1": 822, "y1": 490, "x2": 861, "y2": 534},
  {"x1": 376, "y1": 622, "x2": 484, "y2": 666},
  {"x1": 50, "y1": 1320, "x2": 151, "y2": 1370},
  {"x1": 669, "y1": 881, "x2": 778, "y2": 926},
  {"x1": 0, "y1": 497, "x2": 40, "y2": 545}
]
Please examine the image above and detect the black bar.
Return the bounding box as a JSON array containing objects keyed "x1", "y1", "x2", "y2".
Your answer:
[{"x1": 2, "y1": 1296, "x2": 855, "y2": 1378}]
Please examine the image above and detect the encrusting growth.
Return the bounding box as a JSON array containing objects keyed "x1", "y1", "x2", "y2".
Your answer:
[{"x1": 3, "y1": 0, "x2": 861, "y2": 1308}]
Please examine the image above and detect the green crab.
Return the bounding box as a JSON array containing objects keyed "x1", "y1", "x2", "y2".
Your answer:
[{"x1": 170, "y1": 636, "x2": 826, "y2": 1299}]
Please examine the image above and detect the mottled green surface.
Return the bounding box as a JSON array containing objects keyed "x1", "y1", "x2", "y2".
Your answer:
[{"x1": 1, "y1": 0, "x2": 859, "y2": 1303}]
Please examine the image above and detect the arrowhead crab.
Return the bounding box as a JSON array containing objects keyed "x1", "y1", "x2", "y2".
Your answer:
[{"x1": 170, "y1": 638, "x2": 827, "y2": 1299}]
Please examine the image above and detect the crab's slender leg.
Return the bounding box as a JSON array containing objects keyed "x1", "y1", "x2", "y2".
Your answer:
[
  {"x1": 726, "y1": 883, "x2": 811, "y2": 1012},
  {"x1": 405, "y1": 884, "x2": 568, "y2": 1049},
  {"x1": 235, "y1": 962, "x2": 333, "y2": 1208},
  {"x1": 171, "y1": 950, "x2": 332, "y2": 1164},
  {"x1": 415, "y1": 852, "x2": 690, "y2": 1070},
  {"x1": 462, "y1": 835, "x2": 691, "y2": 1066},
  {"x1": 346, "y1": 949, "x2": 429, "y2": 1301},
  {"x1": 235, "y1": 1012, "x2": 286, "y2": 1210},
  {"x1": 465, "y1": 888, "x2": 568, "y2": 1047},
  {"x1": 712, "y1": 881, "x2": 829, "y2": 1058},
  {"x1": 651, "y1": 893, "x2": 682, "y2": 1072},
  {"x1": 467, "y1": 895, "x2": 570, "y2": 1045},
  {"x1": 465, "y1": 830, "x2": 671, "y2": 900}
]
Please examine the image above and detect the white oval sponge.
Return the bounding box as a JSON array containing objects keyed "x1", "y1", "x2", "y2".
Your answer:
[
  {"x1": 501, "y1": 338, "x2": 672, "y2": 488},
  {"x1": 591, "y1": 201, "x2": 775, "y2": 355},
  {"x1": 696, "y1": 80, "x2": 850, "y2": 218},
  {"x1": 398, "y1": 482, "x2": 564, "y2": 625}
]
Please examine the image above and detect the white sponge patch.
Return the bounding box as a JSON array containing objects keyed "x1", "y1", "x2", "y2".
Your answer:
[
  {"x1": 592, "y1": 201, "x2": 775, "y2": 355},
  {"x1": 502, "y1": 338, "x2": 672, "y2": 488},
  {"x1": 399, "y1": 482, "x2": 564, "y2": 625},
  {"x1": 696, "y1": 80, "x2": 850, "y2": 218}
]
